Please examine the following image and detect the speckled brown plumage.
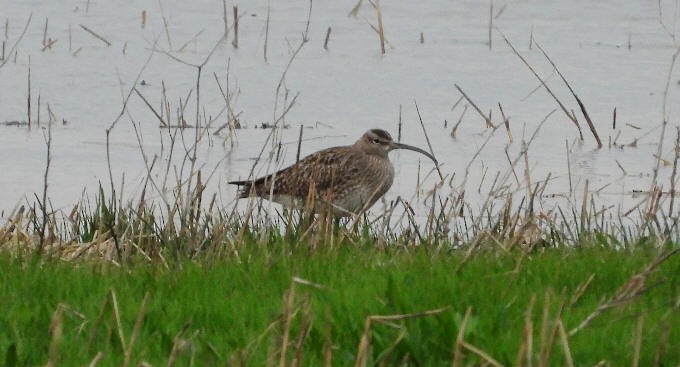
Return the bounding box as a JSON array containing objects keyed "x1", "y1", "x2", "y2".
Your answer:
[{"x1": 229, "y1": 129, "x2": 437, "y2": 216}]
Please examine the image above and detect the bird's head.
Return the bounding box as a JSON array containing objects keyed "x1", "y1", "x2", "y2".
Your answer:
[{"x1": 355, "y1": 129, "x2": 438, "y2": 164}]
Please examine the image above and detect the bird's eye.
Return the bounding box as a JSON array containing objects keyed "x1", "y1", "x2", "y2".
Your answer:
[{"x1": 371, "y1": 138, "x2": 381, "y2": 144}]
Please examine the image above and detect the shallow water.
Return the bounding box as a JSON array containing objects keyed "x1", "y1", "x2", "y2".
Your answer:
[{"x1": 0, "y1": 0, "x2": 679, "y2": 222}]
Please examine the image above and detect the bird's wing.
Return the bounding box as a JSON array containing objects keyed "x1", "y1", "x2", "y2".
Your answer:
[{"x1": 233, "y1": 146, "x2": 362, "y2": 200}]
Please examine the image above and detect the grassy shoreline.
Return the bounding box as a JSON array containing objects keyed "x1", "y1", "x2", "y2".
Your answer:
[{"x1": 1, "y1": 243, "x2": 678, "y2": 366}]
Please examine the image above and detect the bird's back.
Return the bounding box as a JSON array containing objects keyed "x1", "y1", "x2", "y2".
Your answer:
[{"x1": 229, "y1": 145, "x2": 394, "y2": 215}]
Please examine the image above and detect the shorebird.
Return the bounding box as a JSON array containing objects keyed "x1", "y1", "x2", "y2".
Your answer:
[{"x1": 228, "y1": 129, "x2": 438, "y2": 216}]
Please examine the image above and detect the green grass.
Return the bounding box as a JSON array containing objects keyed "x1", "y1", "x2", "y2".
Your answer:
[{"x1": 0, "y1": 243, "x2": 678, "y2": 366}]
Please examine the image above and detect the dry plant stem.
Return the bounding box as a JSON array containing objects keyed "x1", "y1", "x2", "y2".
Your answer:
[
  {"x1": 413, "y1": 100, "x2": 443, "y2": 180},
  {"x1": 500, "y1": 33, "x2": 584, "y2": 139},
  {"x1": 451, "y1": 105, "x2": 467, "y2": 139},
  {"x1": 42, "y1": 17, "x2": 48, "y2": 47},
  {"x1": 105, "y1": 37, "x2": 158, "y2": 224},
  {"x1": 0, "y1": 13, "x2": 31, "y2": 70},
  {"x1": 451, "y1": 307, "x2": 471, "y2": 367},
  {"x1": 668, "y1": 127, "x2": 680, "y2": 217},
  {"x1": 652, "y1": 120, "x2": 668, "y2": 187},
  {"x1": 167, "y1": 321, "x2": 192, "y2": 366},
  {"x1": 110, "y1": 290, "x2": 128, "y2": 352},
  {"x1": 177, "y1": 29, "x2": 204, "y2": 53},
  {"x1": 632, "y1": 315, "x2": 644, "y2": 367},
  {"x1": 657, "y1": 0, "x2": 677, "y2": 41},
  {"x1": 450, "y1": 95, "x2": 464, "y2": 111},
  {"x1": 515, "y1": 294, "x2": 535, "y2": 367},
  {"x1": 498, "y1": 102, "x2": 512, "y2": 142},
  {"x1": 324, "y1": 26, "x2": 331, "y2": 50},
  {"x1": 662, "y1": 48, "x2": 680, "y2": 121},
  {"x1": 397, "y1": 104, "x2": 402, "y2": 142},
  {"x1": 88, "y1": 352, "x2": 103, "y2": 367},
  {"x1": 37, "y1": 112, "x2": 52, "y2": 254},
  {"x1": 535, "y1": 42, "x2": 602, "y2": 148},
  {"x1": 264, "y1": 2, "x2": 270, "y2": 62},
  {"x1": 27, "y1": 56, "x2": 31, "y2": 128},
  {"x1": 296, "y1": 124, "x2": 304, "y2": 162},
  {"x1": 260, "y1": 1, "x2": 311, "y2": 170},
  {"x1": 134, "y1": 87, "x2": 167, "y2": 126},
  {"x1": 232, "y1": 6, "x2": 239, "y2": 48},
  {"x1": 243, "y1": 92, "x2": 300, "y2": 184},
  {"x1": 46, "y1": 305, "x2": 63, "y2": 367},
  {"x1": 654, "y1": 47, "x2": 680, "y2": 186},
  {"x1": 454, "y1": 84, "x2": 493, "y2": 128},
  {"x1": 303, "y1": 0, "x2": 313, "y2": 42},
  {"x1": 222, "y1": 0, "x2": 228, "y2": 39},
  {"x1": 487, "y1": 0, "x2": 493, "y2": 50},
  {"x1": 157, "y1": 0, "x2": 173, "y2": 49},
  {"x1": 566, "y1": 140, "x2": 573, "y2": 195},
  {"x1": 460, "y1": 341, "x2": 503, "y2": 367},
  {"x1": 279, "y1": 281, "x2": 296, "y2": 367},
  {"x1": 568, "y1": 248, "x2": 679, "y2": 336},
  {"x1": 123, "y1": 292, "x2": 150, "y2": 367},
  {"x1": 79, "y1": 24, "x2": 111, "y2": 46},
  {"x1": 355, "y1": 307, "x2": 448, "y2": 367},
  {"x1": 556, "y1": 320, "x2": 574, "y2": 367},
  {"x1": 348, "y1": 0, "x2": 362, "y2": 17},
  {"x1": 375, "y1": 0, "x2": 385, "y2": 54},
  {"x1": 653, "y1": 324, "x2": 671, "y2": 367}
]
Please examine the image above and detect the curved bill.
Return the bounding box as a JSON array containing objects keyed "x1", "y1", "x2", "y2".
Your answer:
[{"x1": 390, "y1": 142, "x2": 438, "y2": 164}]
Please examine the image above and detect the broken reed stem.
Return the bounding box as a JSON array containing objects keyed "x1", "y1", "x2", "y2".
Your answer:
[
  {"x1": 79, "y1": 24, "x2": 111, "y2": 46},
  {"x1": 324, "y1": 26, "x2": 331, "y2": 50},
  {"x1": 500, "y1": 33, "x2": 584, "y2": 140},
  {"x1": 454, "y1": 84, "x2": 493, "y2": 128},
  {"x1": 535, "y1": 42, "x2": 603, "y2": 148},
  {"x1": 487, "y1": 0, "x2": 493, "y2": 50},
  {"x1": 375, "y1": 0, "x2": 385, "y2": 54},
  {"x1": 397, "y1": 104, "x2": 402, "y2": 142},
  {"x1": 42, "y1": 17, "x2": 48, "y2": 48},
  {"x1": 232, "y1": 6, "x2": 239, "y2": 48},
  {"x1": 296, "y1": 124, "x2": 304, "y2": 163}
]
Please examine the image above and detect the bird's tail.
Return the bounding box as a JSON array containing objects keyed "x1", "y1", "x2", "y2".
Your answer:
[{"x1": 227, "y1": 179, "x2": 255, "y2": 198}]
